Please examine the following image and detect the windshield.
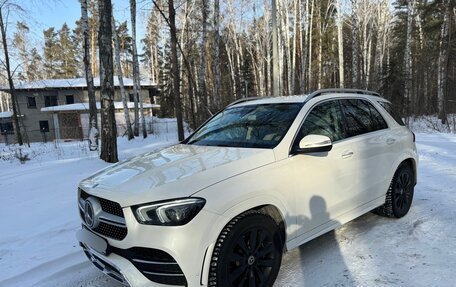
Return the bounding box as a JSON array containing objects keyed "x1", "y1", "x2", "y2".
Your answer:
[{"x1": 186, "y1": 103, "x2": 303, "y2": 148}]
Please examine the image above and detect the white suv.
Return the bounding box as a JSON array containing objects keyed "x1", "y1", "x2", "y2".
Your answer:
[{"x1": 77, "y1": 89, "x2": 418, "y2": 287}]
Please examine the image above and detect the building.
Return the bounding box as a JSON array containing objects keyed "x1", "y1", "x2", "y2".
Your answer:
[{"x1": 0, "y1": 77, "x2": 160, "y2": 143}]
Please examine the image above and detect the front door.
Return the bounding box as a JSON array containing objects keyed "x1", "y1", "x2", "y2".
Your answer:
[
  {"x1": 287, "y1": 99, "x2": 361, "y2": 238},
  {"x1": 59, "y1": 113, "x2": 83, "y2": 140}
]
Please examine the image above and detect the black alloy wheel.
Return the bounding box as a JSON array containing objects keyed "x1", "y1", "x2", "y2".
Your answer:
[
  {"x1": 209, "y1": 211, "x2": 283, "y2": 287},
  {"x1": 391, "y1": 164, "x2": 414, "y2": 217},
  {"x1": 373, "y1": 162, "x2": 415, "y2": 218}
]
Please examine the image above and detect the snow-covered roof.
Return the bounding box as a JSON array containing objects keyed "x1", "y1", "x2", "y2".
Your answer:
[
  {"x1": 7, "y1": 77, "x2": 157, "y2": 91},
  {"x1": 0, "y1": 111, "x2": 13, "y2": 118},
  {"x1": 41, "y1": 102, "x2": 160, "y2": 112}
]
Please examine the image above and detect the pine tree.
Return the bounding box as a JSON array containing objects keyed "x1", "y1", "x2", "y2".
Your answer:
[
  {"x1": 43, "y1": 28, "x2": 60, "y2": 78},
  {"x1": 58, "y1": 23, "x2": 78, "y2": 78}
]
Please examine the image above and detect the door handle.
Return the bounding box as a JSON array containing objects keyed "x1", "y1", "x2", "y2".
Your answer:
[
  {"x1": 387, "y1": 138, "x2": 396, "y2": 145},
  {"x1": 341, "y1": 151, "x2": 354, "y2": 159}
]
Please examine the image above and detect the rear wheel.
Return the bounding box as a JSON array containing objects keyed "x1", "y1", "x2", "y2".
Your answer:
[
  {"x1": 374, "y1": 163, "x2": 414, "y2": 218},
  {"x1": 208, "y1": 211, "x2": 283, "y2": 287}
]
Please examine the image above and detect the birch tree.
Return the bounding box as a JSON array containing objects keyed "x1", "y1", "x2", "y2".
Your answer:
[
  {"x1": 112, "y1": 15, "x2": 134, "y2": 140},
  {"x1": 214, "y1": 0, "x2": 221, "y2": 106},
  {"x1": 351, "y1": 0, "x2": 359, "y2": 87},
  {"x1": 81, "y1": 0, "x2": 98, "y2": 151},
  {"x1": 403, "y1": 0, "x2": 414, "y2": 119},
  {"x1": 98, "y1": 0, "x2": 118, "y2": 163},
  {"x1": 130, "y1": 0, "x2": 147, "y2": 138},
  {"x1": 437, "y1": 0, "x2": 451, "y2": 124},
  {"x1": 336, "y1": 0, "x2": 344, "y2": 88}
]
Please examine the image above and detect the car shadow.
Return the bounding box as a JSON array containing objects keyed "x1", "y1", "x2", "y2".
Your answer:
[{"x1": 274, "y1": 196, "x2": 356, "y2": 287}]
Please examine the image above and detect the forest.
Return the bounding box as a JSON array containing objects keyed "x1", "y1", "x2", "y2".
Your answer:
[{"x1": 0, "y1": 0, "x2": 455, "y2": 161}]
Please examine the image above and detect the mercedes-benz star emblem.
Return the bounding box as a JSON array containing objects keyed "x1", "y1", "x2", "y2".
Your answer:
[{"x1": 84, "y1": 197, "x2": 101, "y2": 229}]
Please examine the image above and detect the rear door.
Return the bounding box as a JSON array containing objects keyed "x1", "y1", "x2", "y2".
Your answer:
[{"x1": 339, "y1": 98, "x2": 391, "y2": 202}]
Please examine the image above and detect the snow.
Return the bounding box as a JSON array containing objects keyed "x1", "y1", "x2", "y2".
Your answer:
[
  {"x1": 0, "y1": 111, "x2": 13, "y2": 118},
  {"x1": 1, "y1": 131, "x2": 456, "y2": 287},
  {"x1": 8, "y1": 77, "x2": 156, "y2": 91},
  {"x1": 40, "y1": 102, "x2": 160, "y2": 112}
]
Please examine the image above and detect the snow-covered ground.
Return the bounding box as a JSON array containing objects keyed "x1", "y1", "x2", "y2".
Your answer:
[{"x1": 0, "y1": 131, "x2": 455, "y2": 287}]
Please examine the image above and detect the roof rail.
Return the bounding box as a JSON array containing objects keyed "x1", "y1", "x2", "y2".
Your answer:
[
  {"x1": 227, "y1": 96, "x2": 273, "y2": 107},
  {"x1": 306, "y1": 88, "x2": 382, "y2": 102}
]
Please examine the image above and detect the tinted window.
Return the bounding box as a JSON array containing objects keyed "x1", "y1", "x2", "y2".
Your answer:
[
  {"x1": 27, "y1": 97, "x2": 36, "y2": 108},
  {"x1": 44, "y1": 95, "x2": 57, "y2": 107},
  {"x1": 368, "y1": 102, "x2": 388, "y2": 130},
  {"x1": 187, "y1": 103, "x2": 303, "y2": 149},
  {"x1": 299, "y1": 100, "x2": 346, "y2": 142},
  {"x1": 378, "y1": 101, "x2": 405, "y2": 126},
  {"x1": 341, "y1": 99, "x2": 387, "y2": 137}
]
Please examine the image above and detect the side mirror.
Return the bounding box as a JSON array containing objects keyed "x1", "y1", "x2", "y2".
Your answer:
[{"x1": 296, "y1": 134, "x2": 333, "y2": 154}]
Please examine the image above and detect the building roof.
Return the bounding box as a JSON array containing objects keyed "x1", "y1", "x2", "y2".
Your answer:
[
  {"x1": 0, "y1": 111, "x2": 13, "y2": 118},
  {"x1": 1, "y1": 77, "x2": 157, "y2": 92},
  {"x1": 41, "y1": 102, "x2": 160, "y2": 113}
]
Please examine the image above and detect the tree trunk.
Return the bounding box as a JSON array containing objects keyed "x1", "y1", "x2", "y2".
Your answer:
[
  {"x1": 130, "y1": 0, "x2": 147, "y2": 138},
  {"x1": 199, "y1": 0, "x2": 208, "y2": 116},
  {"x1": 272, "y1": 0, "x2": 280, "y2": 96},
  {"x1": 336, "y1": 0, "x2": 344, "y2": 88},
  {"x1": 168, "y1": 0, "x2": 185, "y2": 141},
  {"x1": 308, "y1": 0, "x2": 314, "y2": 91},
  {"x1": 351, "y1": 0, "x2": 359, "y2": 87},
  {"x1": 404, "y1": 0, "x2": 414, "y2": 119},
  {"x1": 0, "y1": 7, "x2": 23, "y2": 146},
  {"x1": 81, "y1": 0, "x2": 99, "y2": 150},
  {"x1": 438, "y1": 0, "x2": 450, "y2": 124},
  {"x1": 214, "y1": 0, "x2": 221, "y2": 106},
  {"x1": 112, "y1": 15, "x2": 134, "y2": 140},
  {"x1": 98, "y1": 0, "x2": 118, "y2": 163}
]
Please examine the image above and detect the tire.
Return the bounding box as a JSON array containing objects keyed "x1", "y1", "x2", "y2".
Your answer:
[
  {"x1": 373, "y1": 162, "x2": 415, "y2": 218},
  {"x1": 208, "y1": 211, "x2": 284, "y2": 287}
]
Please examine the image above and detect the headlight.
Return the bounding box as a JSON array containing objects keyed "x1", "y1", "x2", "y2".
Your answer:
[{"x1": 132, "y1": 198, "x2": 206, "y2": 226}]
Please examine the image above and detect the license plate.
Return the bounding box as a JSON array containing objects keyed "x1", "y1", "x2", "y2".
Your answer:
[{"x1": 76, "y1": 226, "x2": 109, "y2": 255}]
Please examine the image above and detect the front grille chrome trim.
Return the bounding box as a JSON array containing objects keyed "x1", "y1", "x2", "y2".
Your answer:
[
  {"x1": 132, "y1": 258, "x2": 179, "y2": 265},
  {"x1": 142, "y1": 270, "x2": 186, "y2": 277}
]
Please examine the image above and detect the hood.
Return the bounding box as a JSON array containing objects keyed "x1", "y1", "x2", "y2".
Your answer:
[{"x1": 79, "y1": 144, "x2": 275, "y2": 207}]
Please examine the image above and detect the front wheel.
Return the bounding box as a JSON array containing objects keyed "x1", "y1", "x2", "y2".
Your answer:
[
  {"x1": 208, "y1": 211, "x2": 283, "y2": 287},
  {"x1": 374, "y1": 162, "x2": 415, "y2": 218}
]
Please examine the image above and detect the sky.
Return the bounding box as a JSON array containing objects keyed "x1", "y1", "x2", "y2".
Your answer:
[{"x1": 8, "y1": 0, "x2": 148, "y2": 47}]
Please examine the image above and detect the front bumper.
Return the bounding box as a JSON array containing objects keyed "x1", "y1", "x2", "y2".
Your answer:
[{"x1": 77, "y1": 207, "x2": 222, "y2": 287}]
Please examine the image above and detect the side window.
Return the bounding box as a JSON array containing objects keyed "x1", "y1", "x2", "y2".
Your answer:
[
  {"x1": 27, "y1": 97, "x2": 36, "y2": 108},
  {"x1": 66, "y1": 95, "x2": 74, "y2": 105},
  {"x1": 298, "y1": 100, "x2": 346, "y2": 143},
  {"x1": 39, "y1": 120, "x2": 49, "y2": 132},
  {"x1": 378, "y1": 101, "x2": 405, "y2": 126},
  {"x1": 367, "y1": 101, "x2": 388, "y2": 130},
  {"x1": 44, "y1": 95, "x2": 58, "y2": 107},
  {"x1": 341, "y1": 99, "x2": 387, "y2": 137}
]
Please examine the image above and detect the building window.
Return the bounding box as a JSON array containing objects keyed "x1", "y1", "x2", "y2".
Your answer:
[
  {"x1": 0, "y1": 122, "x2": 14, "y2": 134},
  {"x1": 39, "y1": 120, "x2": 50, "y2": 132},
  {"x1": 44, "y1": 95, "x2": 58, "y2": 107},
  {"x1": 66, "y1": 95, "x2": 74, "y2": 105},
  {"x1": 129, "y1": 93, "x2": 135, "y2": 102},
  {"x1": 27, "y1": 97, "x2": 37, "y2": 108}
]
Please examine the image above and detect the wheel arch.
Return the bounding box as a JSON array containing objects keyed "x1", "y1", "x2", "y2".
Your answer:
[{"x1": 398, "y1": 157, "x2": 417, "y2": 186}]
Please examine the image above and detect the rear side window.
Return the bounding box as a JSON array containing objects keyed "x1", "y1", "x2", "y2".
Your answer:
[
  {"x1": 378, "y1": 101, "x2": 405, "y2": 126},
  {"x1": 341, "y1": 99, "x2": 388, "y2": 137}
]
